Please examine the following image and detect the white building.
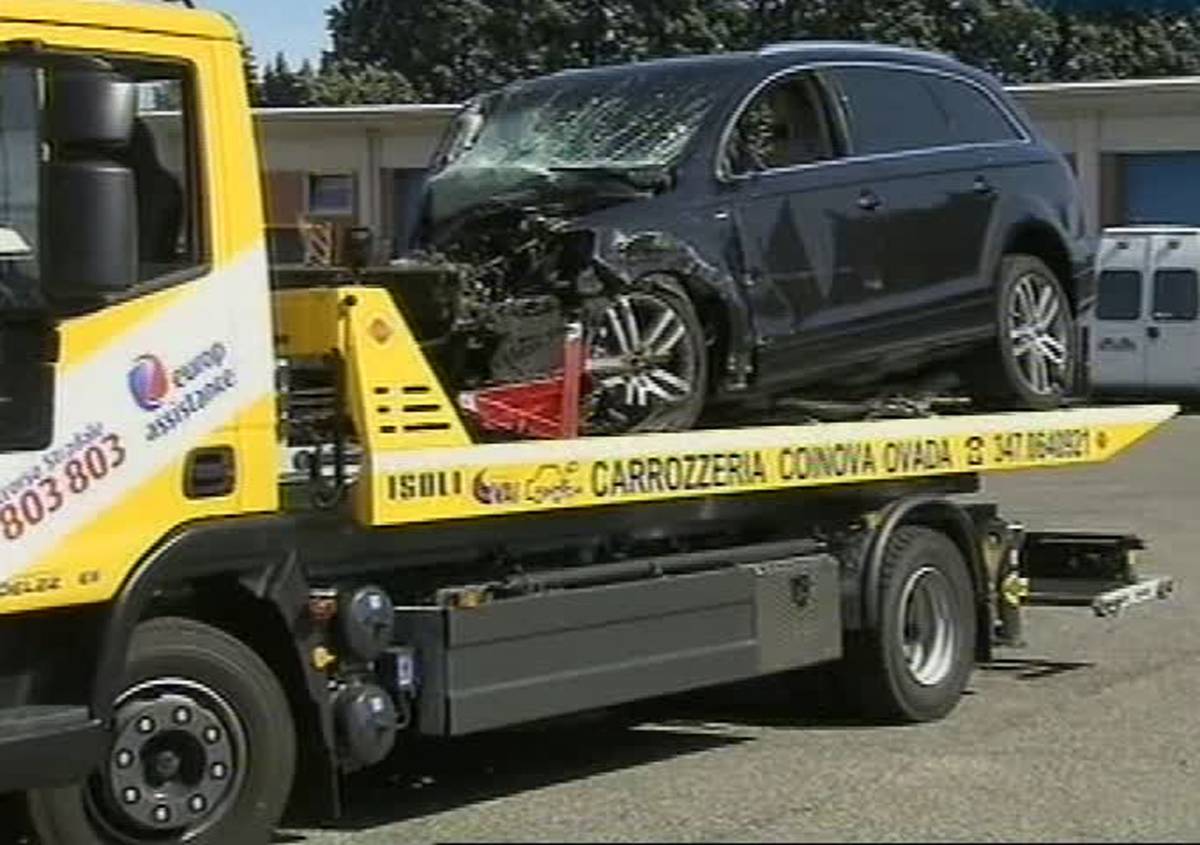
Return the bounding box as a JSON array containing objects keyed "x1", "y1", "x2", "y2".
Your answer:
[{"x1": 251, "y1": 77, "x2": 1200, "y2": 262}]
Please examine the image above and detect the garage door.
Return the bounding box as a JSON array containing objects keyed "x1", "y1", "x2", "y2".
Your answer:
[{"x1": 1122, "y1": 153, "x2": 1200, "y2": 226}]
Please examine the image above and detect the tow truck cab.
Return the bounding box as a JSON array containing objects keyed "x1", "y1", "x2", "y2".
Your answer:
[{"x1": 0, "y1": 3, "x2": 1179, "y2": 844}]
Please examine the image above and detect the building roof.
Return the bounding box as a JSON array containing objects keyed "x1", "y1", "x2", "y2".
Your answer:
[
  {"x1": 1007, "y1": 75, "x2": 1200, "y2": 115},
  {"x1": 7, "y1": 0, "x2": 236, "y2": 41}
]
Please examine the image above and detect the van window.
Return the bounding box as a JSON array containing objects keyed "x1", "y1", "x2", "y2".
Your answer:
[
  {"x1": 725, "y1": 72, "x2": 835, "y2": 174},
  {"x1": 1152, "y1": 269, "x2": 1198, "y2": 321},
  {"x1": 1096, "y1": 269, "x2": 1141, "y2": 320}
]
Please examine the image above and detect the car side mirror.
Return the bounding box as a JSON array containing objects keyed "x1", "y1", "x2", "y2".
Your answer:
[{"x1": 41, "y1": 68, "x2": 139, "y2": 304}]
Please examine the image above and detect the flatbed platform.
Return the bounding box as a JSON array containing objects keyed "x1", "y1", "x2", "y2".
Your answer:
[{"x1": 361, "y1": 404, "x2": 1179, "y2": 525}]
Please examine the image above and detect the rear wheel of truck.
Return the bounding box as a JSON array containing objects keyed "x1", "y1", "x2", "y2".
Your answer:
[
  {"x1": 26, "y1": 617, "x2": 296, "y2": 845},
  {"x1": 838, "y1": 526, "x2": 977, "y2": 722}
]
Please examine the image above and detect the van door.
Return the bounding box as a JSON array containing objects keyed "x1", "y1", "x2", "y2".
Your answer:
[
  {"x1": 1144, "y1": 235, "x2": 1200, "y2": 391},
  {"x1": 1088, "y1": 236, "x2": 1147, "y2": 393}
]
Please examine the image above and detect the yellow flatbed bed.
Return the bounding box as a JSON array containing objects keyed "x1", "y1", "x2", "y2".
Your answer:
[{"x1": 363, "y1": 404, "x2": 1179, "y2": 525}]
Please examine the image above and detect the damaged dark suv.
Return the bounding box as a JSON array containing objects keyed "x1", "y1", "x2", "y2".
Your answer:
[{"x1": 411, "y1": 42, "x2": 1089, "y2": 435}]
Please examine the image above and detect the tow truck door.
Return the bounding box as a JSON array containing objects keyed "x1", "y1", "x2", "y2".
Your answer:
[
  {"x1": 1088, "y1": 234, "x2": 1148, "y2": 393},
  {"x1": 1143, "y1": 234, "x2": 1200, "y2": 392}
]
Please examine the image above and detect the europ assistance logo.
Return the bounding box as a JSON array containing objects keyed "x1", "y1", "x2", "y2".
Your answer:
[
  {"x1": 127, "y1": 354, "x2": 170, "y2": 412},
  {"x1": 126, "y1": 342, "x2": 237, "y2": 441}
]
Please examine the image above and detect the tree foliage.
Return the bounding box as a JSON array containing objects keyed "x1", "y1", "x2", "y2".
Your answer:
[
  {"x1": 258, "y1": 53, "x2": 415, "y2": 107},
  {"x1": 237, "y1": 0, "x2": 1200, "y2": 105}
]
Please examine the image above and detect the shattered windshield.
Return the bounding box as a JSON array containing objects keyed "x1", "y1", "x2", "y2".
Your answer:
[{"x1": 442, "y1": 63, "x2": 737, "y2": 173}]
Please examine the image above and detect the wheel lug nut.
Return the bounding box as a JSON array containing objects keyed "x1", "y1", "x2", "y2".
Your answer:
[
  {"x1": 210, "y1": 762, "x2": 227, "y2": 779},
  {"x1": 137, "y1": 717, "x2": 156, "y2": 734},
  {"x1": 122, "y1": 787, "x2": 140, "y2": 805},
  {"x1": 189, "y1": 794, "x2": 208, "y2": 813},
  {"x1": 203, "y1": 726, "x2": 220, "y2": 744},
  {"x1": 153, "y1": 804, "x2": 171, "y2": 824},
  {"x1": 115, "y1": 749, "x2": 135, "y2": 768},
  {"x1": 173, "y1": 707, "x2": 192, "y2": 725}
]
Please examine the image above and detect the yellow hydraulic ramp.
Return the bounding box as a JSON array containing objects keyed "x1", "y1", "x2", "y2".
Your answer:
[{"x1": 360, "y1": 404, "x2": 1178, "y2": 526}]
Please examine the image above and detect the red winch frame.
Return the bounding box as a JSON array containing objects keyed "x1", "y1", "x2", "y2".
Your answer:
[{"x1": 460, "y1": 322, "x2": 587, "y2": 439}]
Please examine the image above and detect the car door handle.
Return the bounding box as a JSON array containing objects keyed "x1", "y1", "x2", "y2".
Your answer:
[
  {"x1": 1147, "y1": 325, "x2": 1161, "y2": 339},
  {"x1": 973, "y1": 175, "x2": 994, "y2": 195},
  {"x1": 857, "y1": 190, "x2": 881, "y2": 211}
]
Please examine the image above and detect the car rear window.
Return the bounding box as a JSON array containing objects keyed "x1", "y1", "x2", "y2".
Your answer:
[
  {"x1": 830, "y1": 66, "x2": 1019, "y2": 156},
  {"x1": 1096, "y1": 269, "x2": 1142, "y2": 320},
  {"x1": 1152, "y1": 269, "x2": 1198, "y2": 321}
]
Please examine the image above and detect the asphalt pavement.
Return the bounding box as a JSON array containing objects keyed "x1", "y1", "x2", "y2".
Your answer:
[{"x1": 289, "y1": 412, "x2": 1200, "y2": 843}]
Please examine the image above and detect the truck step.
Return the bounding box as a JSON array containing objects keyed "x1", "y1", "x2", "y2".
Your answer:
[
  {"x1": 0, "y1": 705, "x2": 104, "y2": 792},
  {"x1": 0, "y1": 705, "x2": 93, "y2": 740}
]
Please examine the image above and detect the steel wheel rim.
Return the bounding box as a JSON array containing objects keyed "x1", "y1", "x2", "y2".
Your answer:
[
  {"x1": 586, "y1": 288, "x2": 700, "y2": 431},
  {"x1": 898, "y1": 566, "x2": 958, "y2": 687},
  {"x1": 1008, "y1": 271, "x2": 1070, "y2": 396},
  {"x1": 86, "y1": 677, "x2": 249, "y2": 843}
]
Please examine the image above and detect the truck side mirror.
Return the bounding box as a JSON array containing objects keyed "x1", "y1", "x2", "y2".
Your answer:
[{"x1": 40, "y1": 68, "x2": 139, "y2": 305}]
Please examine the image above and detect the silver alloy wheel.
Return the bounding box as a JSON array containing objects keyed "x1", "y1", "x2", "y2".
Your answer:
[
  {"x1": 88, "y1": 677, "x2": 248, "y2": 843},
  {"x1": 898, "y1": 566, "x2": 958, "y2": 687},
  {"x1": 586, "y1": 290, "x2": 700, "y2": 430},
  {"x1": 1008, "y1": 271, "x2": 1071, "y2": 396}
]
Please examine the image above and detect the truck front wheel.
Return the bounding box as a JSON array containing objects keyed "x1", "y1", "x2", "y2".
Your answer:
[
  {"x1": 839, "y1": 526, "x2": 977, "y2": 722},
  {"x1": 27, "y1": 617, "x2": 296, "y2": 845}
]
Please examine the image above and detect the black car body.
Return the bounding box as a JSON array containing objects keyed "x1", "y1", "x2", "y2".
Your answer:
[{"x1": 410, "y1": 42, "x2": 1091, "y2": 433}]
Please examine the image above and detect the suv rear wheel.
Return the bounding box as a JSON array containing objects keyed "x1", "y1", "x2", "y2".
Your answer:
[{"x1": 974, "y1": 253, "x2": 1077, "y2": 410}]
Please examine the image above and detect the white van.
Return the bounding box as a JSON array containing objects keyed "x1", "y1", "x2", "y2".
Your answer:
[{"x1": 1086, "y1": 226, "x2": 1200, "y2": 396}]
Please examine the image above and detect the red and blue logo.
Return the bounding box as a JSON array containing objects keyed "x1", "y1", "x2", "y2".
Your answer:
[{"x1": 127, "y1": 354, "x2": 170, "y2": 412}]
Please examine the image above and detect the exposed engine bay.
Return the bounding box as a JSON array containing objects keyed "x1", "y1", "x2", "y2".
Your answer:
[{"x1": 396, "y1": 204, "x2": 705, "y2": 438}]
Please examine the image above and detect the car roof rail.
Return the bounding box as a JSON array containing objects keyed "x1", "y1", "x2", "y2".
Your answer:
[{"x1": 758, "y1": 40, "x2": 943, "y2": 59}]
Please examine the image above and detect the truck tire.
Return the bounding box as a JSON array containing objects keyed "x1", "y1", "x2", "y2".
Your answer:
[
  {"x1": 970, "y1": 253, "x2": 1077, "y2": 411},
  {"x1": 26, "y1": 617, "x2": 296, "y2": 845},
  {"x1": 838, "y1": 526, "x2": 977, "y2": 722}
]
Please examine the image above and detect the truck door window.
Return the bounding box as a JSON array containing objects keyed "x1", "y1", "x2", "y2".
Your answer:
[
  {"x1": 724, "y1": 72, "x2": 835, "y2": 175},
  {"x1": 0, "y1": 63, "x2": 42, "y2": 311},
  {"x1": 123, "y1": 62, "x2": 204, "y2": 284},
  {"x1": 1152, "y1": 269, "x2": 1198, "y2": 321},
  {"x1": 1096, "y1": 269, "x2": 1142, "y2": 320},
  {"x1": 1, "y1": 54, "x2": 205, "y2": 314}
]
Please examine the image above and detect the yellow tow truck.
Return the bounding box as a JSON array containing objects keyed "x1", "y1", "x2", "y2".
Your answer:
[{"x1": 0, "y1": 2, "x2": 1178, "y2": 843}]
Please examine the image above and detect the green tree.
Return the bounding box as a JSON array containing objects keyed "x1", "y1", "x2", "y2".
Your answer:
[
  {"x1": 323, "y1": 0, "x2": 1200, "y2": 101},
  {"x1": 257, "y1": 52, "x2": 416, "y2": 106},
  {"x1": 260, "y1": 53, "x2": 309, "y2": 106},
  {"x1": 305, "y1": 59, "x2": 416, "y2": 105}
]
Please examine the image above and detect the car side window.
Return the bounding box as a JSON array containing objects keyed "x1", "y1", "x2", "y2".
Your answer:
[
  {"x1": 925, "y1": 75, "x2": 1022, "y2": 145},
  {"x1": 831, "y1": 67, "x2": 948, "y2": 156},
  {"x1": 724, "y1": 72, "x2": 835, "y2": 175}
]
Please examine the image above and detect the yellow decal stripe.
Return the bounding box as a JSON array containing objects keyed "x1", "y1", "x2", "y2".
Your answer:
[{"x1": 369, "y1": 406, "x2": 1176, "y2": 525}]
